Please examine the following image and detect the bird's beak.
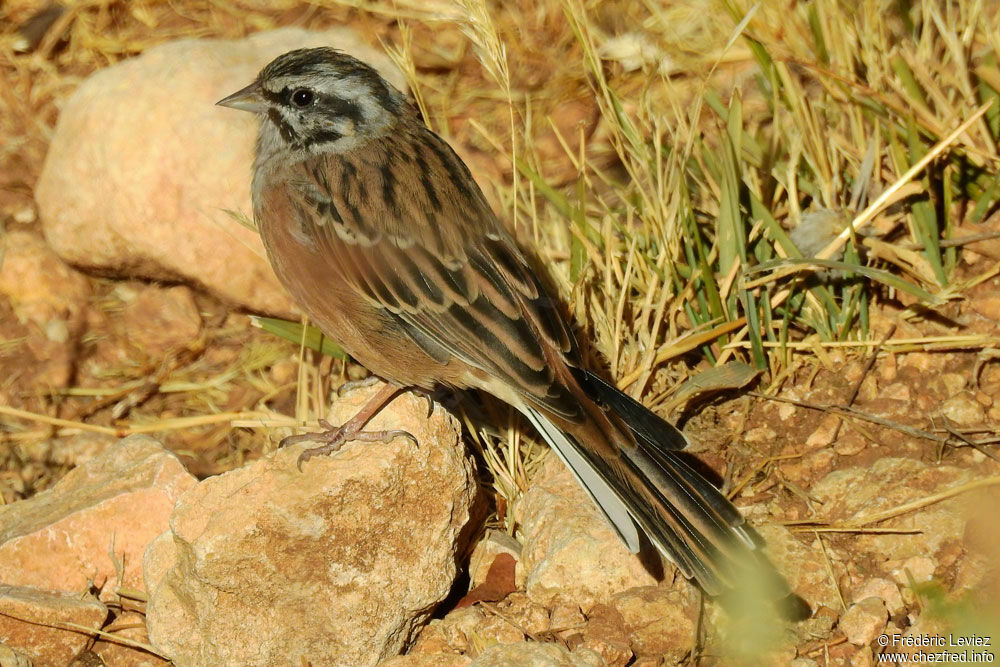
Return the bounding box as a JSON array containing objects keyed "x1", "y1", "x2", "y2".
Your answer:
[{"x1": 217, "y1": 81, "x2": 266, "y2": 114}]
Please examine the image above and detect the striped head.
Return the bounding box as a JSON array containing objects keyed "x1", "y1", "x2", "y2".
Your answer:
[{"x1": 218, "y1": 47, "x2": 407, "y2": 160}]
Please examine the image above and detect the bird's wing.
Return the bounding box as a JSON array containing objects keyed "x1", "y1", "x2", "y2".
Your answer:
[{"x1": 288, "y1": 124, "x2": 582, "y2": 420}]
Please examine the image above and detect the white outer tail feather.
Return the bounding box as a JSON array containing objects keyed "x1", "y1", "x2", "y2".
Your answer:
[{"x1": 519, "y1": 405, "x2": 641, "y2": 553}]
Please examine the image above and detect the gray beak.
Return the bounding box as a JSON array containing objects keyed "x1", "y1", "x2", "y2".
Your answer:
[{"x1": 217, "y1": 81, "x2": 266, "y2": 113}]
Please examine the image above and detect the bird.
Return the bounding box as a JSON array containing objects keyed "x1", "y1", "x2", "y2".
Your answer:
[{"x1": 218, "y1": 47, "x2": 781, "y2": 597}]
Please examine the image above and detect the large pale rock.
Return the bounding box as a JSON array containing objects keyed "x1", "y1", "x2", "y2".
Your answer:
[
  {"x1": 514, "y1": 455, "x2": 657, "y2": 610},
  {"x1": 0, "y1": 585, "x2": 107, "y2": 665},
  {"x1": 36, "y1": 27, "x2": 406, "y2": 315},
  {"x1": 144, "y1": 383, "x2": 477, "y2": 666},
  {"x1": 0, "y1": 436, "x2": 196, "y2": 600}
]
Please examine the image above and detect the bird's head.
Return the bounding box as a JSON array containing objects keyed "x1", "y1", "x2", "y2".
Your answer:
[{"x1": 218, "y1": 47, "x2": 406, "y2": 156}]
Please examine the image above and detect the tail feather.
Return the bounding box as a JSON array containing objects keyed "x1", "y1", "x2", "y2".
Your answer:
[
  {"x1": 521, "y1": 407, "x2": 641, "y2": 552},
  {"x1": 523, "y1": 368, "x2": 768, "y2": 596}
]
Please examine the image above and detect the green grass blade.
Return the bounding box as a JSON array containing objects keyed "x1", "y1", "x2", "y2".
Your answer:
[{"x1": 250, "y1": 316, "x2": 348, "y2": 360}]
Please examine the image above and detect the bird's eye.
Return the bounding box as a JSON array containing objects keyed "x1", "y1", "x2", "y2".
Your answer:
[{"x1": 290, "y1": 88, "x2": 314, "y2": 107}]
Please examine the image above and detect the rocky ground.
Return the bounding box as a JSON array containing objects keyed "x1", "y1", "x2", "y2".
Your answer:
[{"x1": 1, "y1": 9, "x2": 999, "y2": 667}]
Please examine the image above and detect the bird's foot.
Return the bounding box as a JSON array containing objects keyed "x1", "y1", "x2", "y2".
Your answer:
[{"x1": 281, "y1": 418, "x2": 417, "y2": 471}]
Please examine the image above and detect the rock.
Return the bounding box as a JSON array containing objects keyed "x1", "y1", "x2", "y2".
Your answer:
[
  {"x1": 888, "y1": 555, "x2": 936, "y2": 586},
  {"x1": 805, "y1": 414, "x2": 842, "y2": 450},
  {"x1": 91, "y1": 609, "x2": 170, "y2": 666},
  {"x1": 121, "y1": 284, "x2": 202, "y2": 356},
  {"x1": 579, "y1": 604, "x2": 632, "y2": 666},
  {"x1": 0, "y1": 585, "x2": 107, "y2": 665},
  {"x1": 36, "y1": 27, "x2": 406, "y2": 316},
  {"x1": 850, "y1": 646, "x2": 874, "y2": 666},
  {"x1": 833, "y1": 432, "x2": 867, "y2": 456},
  {"x1": 756, "y1": 524, "x2": 841, "y2": 612},
  {"x1": 940, "y1": 391, "x2": 986, "y2": 426},
  {"x1": 810, "y1": 458, "x2": 973, "y2": 561},
  {"x1": 382, "y1": 655, "x2": 472, "y2": 667},
  {"x1": 0, "y1": 436, "x2": 195, "y2": 600},
  {"x1": 0, "y1": 230, "x2": 91, "y2": 386},
  {"x1": 0, "y1": 231, "x2": 90, "y2": 329},
  {"x1": 469, "y1": 641, "x2": 601, "y2": 666},
  {"x1": 0, "y1": 644, "x2": 32, "y2": 667},
  {"x1": 433, "y1": 607, "x2": 488, "y2": 654},
  {"x1": 514, "y1": 455, "x2": 657, "y2": 610},
  {"x1": 144, "y1": 383, "x2": 477, "y2": 666},
  {"x1": 852, "y1": 578, "x2": 904, "y2": 616},
  {"x1": 549, "y1": 597, "x2": 587, "y2": 639},
  {"x1": 467, "y1": 529, "x2": 522, "y2": 589},
  {"x1": 610, "y1": 586, "x2": 697, "y2": 662},
  {"x1": 839, "y1": 597, "x2": 887, "y2": 645},
  {"x1": 496, "y1": 592, "x2": 551, "y2": 635}
]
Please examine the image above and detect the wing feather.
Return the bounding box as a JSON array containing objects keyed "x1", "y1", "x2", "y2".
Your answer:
[{"x1": 286, "y1": 129, "x2": 579, "y2": 420}]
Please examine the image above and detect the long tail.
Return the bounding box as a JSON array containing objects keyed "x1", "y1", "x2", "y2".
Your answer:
[{"x1": 520, "y1": 367, "x2": 773, "y2": 596}]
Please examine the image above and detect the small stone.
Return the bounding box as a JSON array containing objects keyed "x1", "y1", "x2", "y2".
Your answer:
[
  {"x1": 878, "y1": 354, "x2": 897, "y2": 382},
  {"x1": 475, "y1": 614, "x2": 525, "y2": 645},
  {"x1": 940, "y1": 392, "x2": 986, "y2": 426},
  {"x1": 468, "y1": 529, "x2": 522, "y2": 588},
  {"x1": 805, "y1": 414, "x2": 842, "y2": 450},
  {"x1": 470, "y1": 641, "x2": 594, "y2": 666},
  {"x1": 890, "y1": 556, "x2": 936, "y2": 585},
  {"x1": 811, "y1": 459, "x2": 972, "y2": 562},
  {"x1": 898, "y1": 352, "x2": 940, "y2": 373},
  {"x1": 937, "y1": 373, "x2": 967, "y2": 396},
  {"x1": 839, "y1": 597, "x2": 887, "y2": 645},
  {"x1": 975, "y1": 390, "x2": 993, "y2": 407},
  {"x1": 745, "y1": 425, "x2": 778, "y2": 443},
  {"x1": 833, "y1": 432, "x2": 867, "y2": 456},
  {"x1": 850, "y1": 646, "x2": 874, "y2": 667},
  {"x1": 580, "y1": 604, "x2": 632, "y2": 667},
  {"x1": 269, "y1": 358, "x2": 298, "y2": 386},
  {"x1": 882, "y1": 383, "x2": 911, "y2": 401},
  {"x1": 437, "y1": 607, "x2": 485, "y2": 654},
  {"x1": 405, "y1": 621, "x2": 460, "y2": 657},
  {"x1": 970, "y1": 295, "x2": 1000, "y2": 321},
  {"x1": 611, "y1": 586, "x2": 697, "y2": 662},
  {"x1": 549, "y1": 598, "x2": 586, "y2": 639},
  {"x1": 497, "y1": 592, "x2": 550, "y2": 635},
  {"x1": 852, "y1": 578, "x2": 904, "y2": 615}
]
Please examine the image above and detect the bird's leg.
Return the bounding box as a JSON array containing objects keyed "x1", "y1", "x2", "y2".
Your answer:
[{"x1": 280, "y1": 383, "x2": 417, "y2": 470}]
